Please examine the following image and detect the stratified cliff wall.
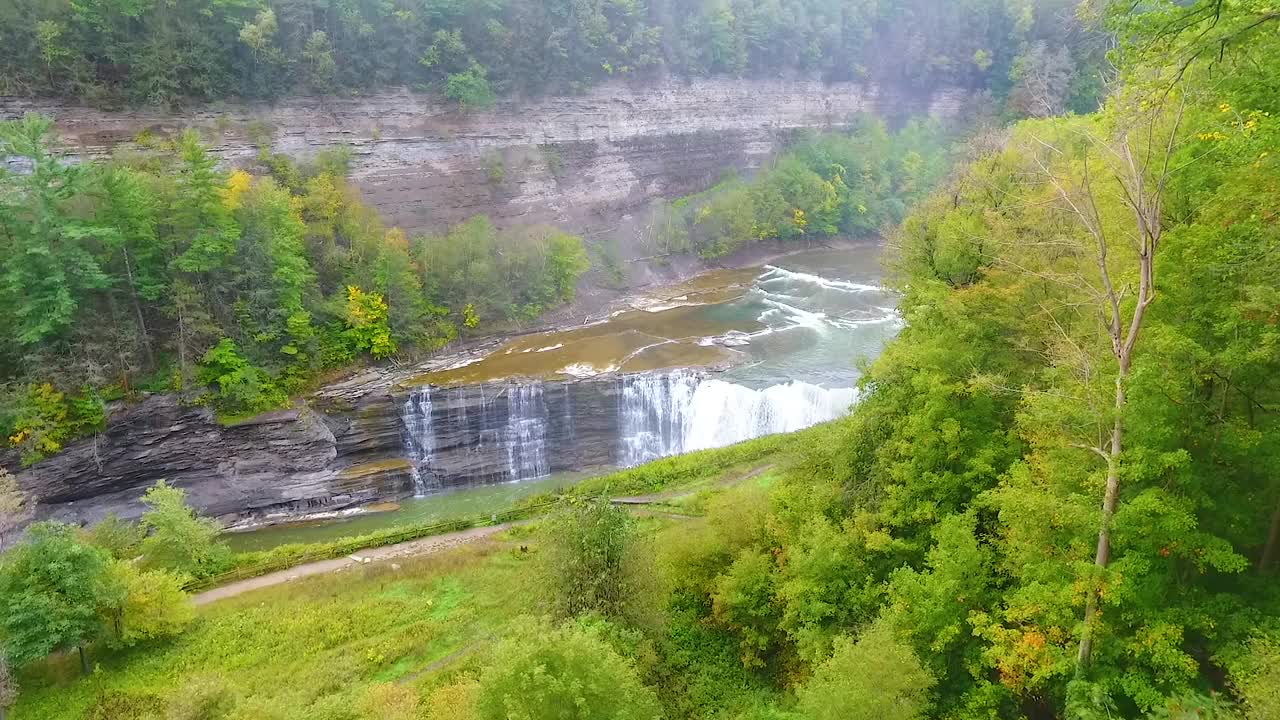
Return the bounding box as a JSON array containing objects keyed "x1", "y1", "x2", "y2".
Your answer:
[
  {"x1": 1, "y1": 79, "x2": 970, "y2": 235},
  {"x1": 25, "y1": 372, "x2": 625, "y2": 529}
]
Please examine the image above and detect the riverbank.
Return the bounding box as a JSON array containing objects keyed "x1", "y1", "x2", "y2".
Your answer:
[{"x1": 203, "y1": 428, "x2": 802, "y2": 591}]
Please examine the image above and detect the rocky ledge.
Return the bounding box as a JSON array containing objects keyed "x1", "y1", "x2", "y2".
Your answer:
[{"x1": 18, "y1": 367, "x2": 648, "y2": 529}]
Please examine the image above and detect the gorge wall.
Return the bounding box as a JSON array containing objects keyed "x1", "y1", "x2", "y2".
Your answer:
[
  {"x1": 23, "y1": 371, "x2": 614, "y2": 528},
  {"x1": 1, "y1": 79, "x2": 971, "y2": 236},
  {"x1": 6, "y1": 79, "x2": 951, "y2": 527},
  {"x1": 26, "y1": 367, "x2": 856, "y2": 528}
]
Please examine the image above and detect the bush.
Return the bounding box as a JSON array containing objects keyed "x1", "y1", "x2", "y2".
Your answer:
[
  {"x1": 359, "y1": 684, "x2": 418, "y2": 720},
  {"x1": 424, "y1": 677, "x2": 480, "y2": 720},
  {"x1": 445, "y1": 64, "x2": 495, "y2": 110},
  {"x1": 166, "y1": 676, "x2": 239, "y2": 720},
  {"x1": 139, "y1": 480, "x2": 232, "y2": 578},
  {"x1": 1233, "y1": 637, "x2": 1280, "y2": 720},
  {"x1": 6, "y1": 383, "x2": 105, "y2": 465},
  {"x1": 197, "y1": 339, "x2": 287, "y2": 417},
  {"x1": 794, "y1": 618, "x2": 935, "y2": 720},
  {"x1": 81, "y1": 513, "x2": 145, "y2": 560},
  {"x1": 84, "y1": 690, "x2": 164, "y2": 720},
  {"x1": 103, "y1": 562, "x2": 194, "y2": 647},
  {"x1": 470, "y1": 618, "x2": 664, "y2": 720},
  {"x1": 537, "y1": 499, "x2": 644, "y2": 622}
]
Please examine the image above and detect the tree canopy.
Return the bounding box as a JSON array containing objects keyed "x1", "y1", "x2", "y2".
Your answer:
[{"x1": 0, "y1": 0, "x2": 1105, "y2": 110}]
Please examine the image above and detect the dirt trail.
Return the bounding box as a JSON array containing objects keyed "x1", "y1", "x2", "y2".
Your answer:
[
  {"x1": 194, "y1": 524, "x2": 512, "y2": 606},
  {"x1": 196, "y1": 464, "x2": 774, "y2": 606}
]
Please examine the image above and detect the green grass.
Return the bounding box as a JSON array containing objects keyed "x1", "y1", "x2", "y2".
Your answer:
[
  {"x1": 562, "y1": 424, "x2": 823, "y2": 499},
  {"x1": 11, "y1": 432, "x2": 802, "y2": 719},
  {"x1": 14, "y1": 534, "x2": 539, "y2": 720}
]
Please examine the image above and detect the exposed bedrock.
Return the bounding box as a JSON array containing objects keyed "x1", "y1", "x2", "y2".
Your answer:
[
  {"x1": 21, "y1": 366, "x2": 858, "y2": 528},
  {"x1": 22, "y1": 375, "x2": 625, "y2": 528},
  {"x1": 1, "y1": 79, "x2": 972, "y2": 235}
]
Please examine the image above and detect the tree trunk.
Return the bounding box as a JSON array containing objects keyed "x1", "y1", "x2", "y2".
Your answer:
[
  {"x1": 122, "y1": 247, "x2": 155, "y2": 370},
  {"x1": 1262, "y1": 497, "x2": 1280, "y2": 573},
  {"x1": 1078, "y1": 367, "x2": 1128, "y2": 667},
  {"x1": 78, "y1": 645, "x2": 89, "y2": 675},
  {"x1": 176, "y1": 300, "x2": 189, "y2": 383}
]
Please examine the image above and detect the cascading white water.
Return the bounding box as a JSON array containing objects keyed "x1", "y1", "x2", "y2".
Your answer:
[
  {"x1": 683, "y1": 379, "x2": 857, "y2": 451},
  {"x1": 400, "y1": 252, "x2": 886, "y2": 484},
  {"x1": 402, "y1": 388, "x2": 435, "y2": 496},
  {"x1": 617, "y1": 371, "x2": 857, "y2": 468},
  {"x1": 503, "y1": 383, "x2": 550, "y2": 482},
  {"x1": 619, "y1": 370, "x2": 701, "y2": 466}
]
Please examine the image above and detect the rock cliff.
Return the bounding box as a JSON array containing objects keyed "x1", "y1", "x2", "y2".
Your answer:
[
  {"x1": 2, "y1": 79, "x2": 970, "y2": 235},
  {"x1": 27, "y1": 372, "x2": 628, "y2": 529}
]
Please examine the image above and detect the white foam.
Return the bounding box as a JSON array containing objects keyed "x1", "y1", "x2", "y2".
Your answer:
[
  {"x1": 535, "y1": 343, "x2": 565, "y2": 353},
  {"x1": 828, "y1": 312, "x2": 901, "y2": 329},
  {"x1": 558, "y1": 362, "x2": 620, "y2": 378},
  {"x1": 619, "y1": 372, "x2": 859, "y2": 466},
  {"x1": 761, "y1": 265, "x2": 881, "y2": 293},
  {"x1": 760, "y1": 297, "x2": 828, "y2": 330}
]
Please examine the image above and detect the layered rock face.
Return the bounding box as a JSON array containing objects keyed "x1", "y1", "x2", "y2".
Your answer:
[
  {"x1": 27, "y1": 375, "x2": 626, "y2": 527},
  {"x1": 1, "y1": 79, "x2": 969, "y2": 234}
]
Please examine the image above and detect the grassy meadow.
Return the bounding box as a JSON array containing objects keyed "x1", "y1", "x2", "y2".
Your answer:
[{"x1": 10, "y1": 428, "x2": 813, "y2": 720}]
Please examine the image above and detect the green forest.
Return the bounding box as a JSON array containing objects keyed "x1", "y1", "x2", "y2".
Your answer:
[
  {"x1": 0, "y1": 122, "x2": 591, "y2": 461},
  {"x1": 652, "y1": 118, "x2": 950, "y2": 258},
  {"x1": 0, "y1": 0, "x2": 1104, "y2": 109},
  {"x1": 3, "y1": 0, "x2": 1280, "y2": 719}
]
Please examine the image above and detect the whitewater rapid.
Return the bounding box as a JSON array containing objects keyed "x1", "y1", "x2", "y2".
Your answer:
[{"x1": 618, "y1": 370, "x2": 857, "y2": 467}]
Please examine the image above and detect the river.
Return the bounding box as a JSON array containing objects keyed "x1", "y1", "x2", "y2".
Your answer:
[{"x1": 226, "y1": 244, "x2": 898, "y2": 551}]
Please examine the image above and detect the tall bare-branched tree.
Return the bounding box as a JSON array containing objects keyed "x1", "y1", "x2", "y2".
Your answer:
[{"x1": 1028, "y1": 88, "x2": 1189, "y2": 669}]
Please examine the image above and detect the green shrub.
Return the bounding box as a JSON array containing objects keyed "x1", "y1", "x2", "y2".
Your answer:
[
  {"x1": 81, "y1": 513, "x2": 145, "y2": 560},
  {"x1": 483, "y1": 152, "x2": 505, "y2": 184},
  {"x1": 537, "y1": 498, "x2": 640, "y2": 621},
  {"x1": 139, "y1": 480, "x2": 232, "y2": 579},
  {"x1": 471, "y1": 618, "x2": 664, "y2": 720},
  {"x1": 102, "y1": 562, "x2": 194, "y2": 648},
  {"x1": 197, "y1": 339, "x2": 287, "y2": 417},
  {"x1": 6, "y1": 383, "x2": 105, "y2": 465},
  {"x1": 445, "y1": 64, "x2": 495, "y2": 111},
  {"x1": 166, "y1": 677, "x2": 239, "y2": 720},
  {"x1": 84, "y1": 690, "x2": 164, "y2": 720},
  {"x1": 794, "y1": 619, "x2": 935, "y2": 720}
]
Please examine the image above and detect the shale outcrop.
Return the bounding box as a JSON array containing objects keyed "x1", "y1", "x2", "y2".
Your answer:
[{"x1": 26, "y1": 373, "x2": 626, "y2": 528}]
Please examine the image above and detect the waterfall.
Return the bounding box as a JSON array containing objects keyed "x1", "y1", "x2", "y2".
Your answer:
[
  {"x1": 503, "y1": 383, "x2": 550, "y2": 482},
  {"x1": 402, "y1": 387, "x2": 435, "y2": 496},
  {"x1": 683, "y1": 379, "x2": 857, "y2": 451},
  {"x1": 402, "y1": 373, "x2": 855, "y2": 488},
  {"x1": 618, "y1": 370, "x2": 700, "y2": 467},
  {"x1": 618, "y1": 372, "x2": 857, "y2": 467}
]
